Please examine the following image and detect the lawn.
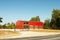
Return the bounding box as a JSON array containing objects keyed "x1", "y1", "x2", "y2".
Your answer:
[{"x1": 29, "y1": 29, "x2": 60, "y2": 33}]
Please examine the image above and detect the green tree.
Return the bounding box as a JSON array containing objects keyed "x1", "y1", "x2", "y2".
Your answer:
[
  {"x1": 0, "y1": 17, "x2": 3, "y2": 28},
  {"x1": 6, "y1": 23, "x2": 10, "y2": 29},
  {"x1": 6, "y1": 22, "x2": 15, "y2": 29},
  {"x1": 44, "y1": 19, "x2": 50, "y2": 29},
  {"x1": 11, "y1": 22, "x2": 15, "y2": 29},
  {"x1": 0, "y1": 17, "x2": 2, "y2": 22},
  {"x1": 30, "y1": 17, "x2": 36, "y2": 21},
  {"x1": 3, "y1": 24, "x2": 6, "y2": 29},
  {"x1": 36, "y1": 16, "x2": 40, "y2": 22},
  {"x1": 30, "y1": 16, "x2": 40, "y2": 22},
  {"x1": 0, "y1": 24, "x2": 2, "y2": 28},
  {"x1": 50, "y1": 9, "x2": 60, "y2": 29}
]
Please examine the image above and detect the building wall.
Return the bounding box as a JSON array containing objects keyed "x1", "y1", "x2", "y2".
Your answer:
[
  {"x1": 28, "y1": 21, "x2": 44, "y2": 29},
  {"x1": 16, "y1": 20, "x2": 24, "y2": 29},
  {"x1": 16, "y1": 20, "x2": 44, "y2": 29}
]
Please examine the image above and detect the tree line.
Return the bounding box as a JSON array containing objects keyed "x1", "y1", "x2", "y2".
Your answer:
[
  {"x1": 44, "y1": 9, "x2": 60, "y2": 29},
  {"x1": 0, "y1": 9, "x2": 60, "y2": 29},
  {"x1": 0, "y1": 18, "x2": 15, "y2": 29},
  {"x1": 29, "y1": 9, "x2": 60, "y2": 29}
]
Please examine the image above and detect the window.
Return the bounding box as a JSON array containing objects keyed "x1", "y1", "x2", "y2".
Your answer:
[
  {"x1": 30, "y1": 25, "x2": 33, "y2": 29},
  {"x1": 35, "y1": 25, "x2": 38, "y2": 29}
]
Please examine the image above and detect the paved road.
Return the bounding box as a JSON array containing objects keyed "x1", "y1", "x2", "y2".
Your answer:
[{"x1": 0, "y1": 34, "x2": 60, "y2": 40}]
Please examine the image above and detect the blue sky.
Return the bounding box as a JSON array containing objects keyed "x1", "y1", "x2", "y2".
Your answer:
[{"x1": 0, "y1": 0, "x2": 60, "y2": 24}]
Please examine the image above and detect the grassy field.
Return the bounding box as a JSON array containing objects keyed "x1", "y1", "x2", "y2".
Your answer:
[
  {"x1": 0, "y1": 30, "x2": 20, "y2": 37},
  {"x1": 29, "y1": 29, "x2": 60, "y2": 33},
  {"x1": 0, "y1": 29, "x2": 60, "y2": 37}
]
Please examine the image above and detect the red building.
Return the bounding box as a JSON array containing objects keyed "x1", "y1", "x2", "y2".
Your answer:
[{"x1": 16, "y1": 20, "x2": 44, "y2": 29}]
